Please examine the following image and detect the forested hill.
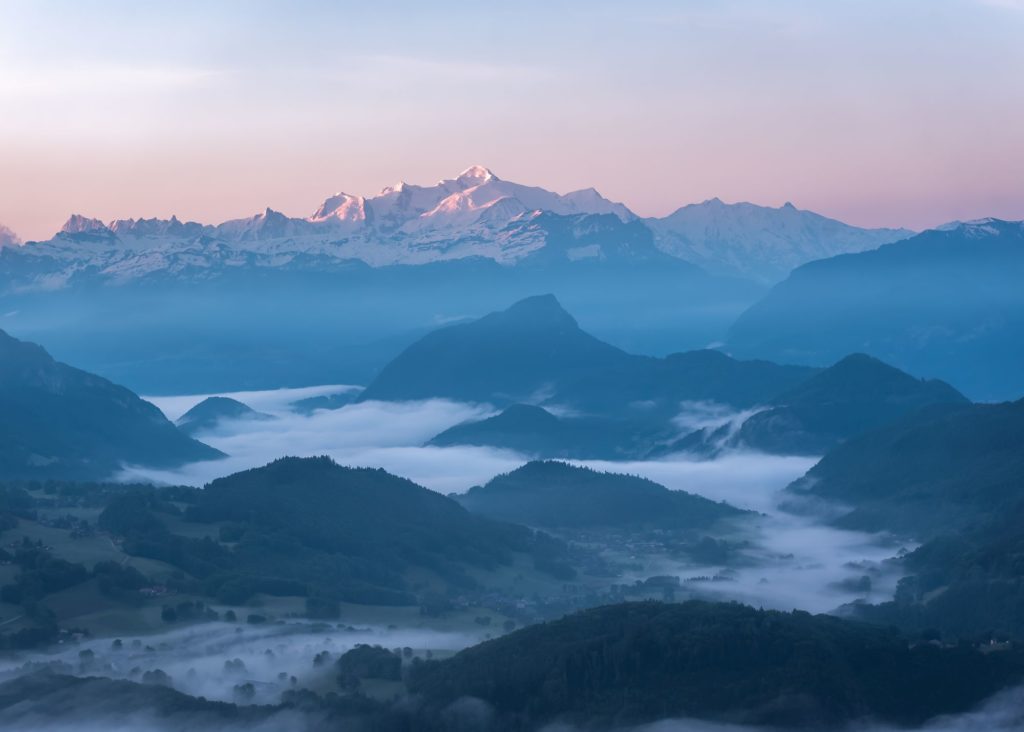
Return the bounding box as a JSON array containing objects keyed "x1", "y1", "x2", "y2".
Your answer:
[
  {"x1": 0, "y1": 328, "x2": 222, "y2": 480},
  {"x1": 99, "y1": 456, "x2": 572, "y2": 606},
  {"x1": 853, "y1": 496, "x2": 1024, "y2": 640},
  {"x1": 362, "y1": 294, "x2": 816, "y2": 414},
  {"x1": 408, "y1": 600, "x2": 1024, "y2": 730},
  {"x1": 787, "y1": 398, "x2": 1024, "y2": 537},
  {"x1": 737, "y1": 352, "x2": 967, "y2": 455},
  {"x1": 457, "y1": 461, "x2": 747, "y2": 529}
]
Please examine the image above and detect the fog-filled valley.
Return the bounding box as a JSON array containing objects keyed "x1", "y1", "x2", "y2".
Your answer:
[
  {"x1": 127, "y1": 390, "x2": 897, "y2": 614},
  {"x1": 3, "y1": 269, "x2": 1024, "y2": 730},
  {"x1": 2, "y1": 16, "x2": 1023, "y2": 720}
]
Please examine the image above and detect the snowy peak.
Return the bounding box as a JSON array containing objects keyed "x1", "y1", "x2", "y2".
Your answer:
[
  {"x1": 309, "y1": 192, "x2": 368, "y2": 224},
  {"x1": 477, "y1": 196, "x2": 531, "y2": 225},
  {"x1": 454, "y1": 164, "x2": 498, "y2": 187},
  {"x1": 662, "y1": 198, "x2": 808, "y2": 222},
  {"x1": 214, "y1": 207, "x2": 319, "y2": 241},
  {"x1": 647, "y1": 198, "x2": 914, "y2": 283},
  {"x1": 4, "y1": 167, "x2": 940, "y2": 289},
  {"x1": 302, "y1": 166, "x2": 635, "y2": 238},
  {"x1": 109, "y1": 215, "x2": 207, "y2": 239},
  {"x1": 560, "y1": 188, "x2": 635, "y2": 221},
  {"x1": 39, "y1": 167, "x2": 634, "y2": 244},
  {"x1": 60, "y1": 214, "x2": 109, "y2": 235},
  {"x1": 936, "y1": 217, "x2": 996, "y2": 231},
  {"x1": 933, "y1": 218, "x2": 1022, "y2": 238}
]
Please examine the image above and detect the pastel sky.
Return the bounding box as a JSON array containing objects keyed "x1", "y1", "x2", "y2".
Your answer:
[{"x1": 1, "y1": 0, "x2": 1022, "y2": 241}]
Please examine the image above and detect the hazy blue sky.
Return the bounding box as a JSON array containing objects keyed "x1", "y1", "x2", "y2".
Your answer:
[{"x1": 1, "y1": 0, "x2": 1022, "y2": 240}]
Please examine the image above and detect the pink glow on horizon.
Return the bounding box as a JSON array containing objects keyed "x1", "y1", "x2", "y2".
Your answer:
[{"x1": 1, "y1": 1, "x2": 1023, "y2": 241}]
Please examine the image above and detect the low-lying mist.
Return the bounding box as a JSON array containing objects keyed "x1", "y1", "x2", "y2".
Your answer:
[
  {"x1": 136, "y1": 387, "x2": 524, "y2": 492},
  {"x1": 124, "y1": 389, "x2": 907, "y2": 615},
  {"x1": 139, "y1": 388, "x2": 813, "y2": 505},
  {"x1": 570, "y1": 685, "x2": 1024, "y2": 732},
  {"x1": 0, "y1": 620, "x2": 484, "y2": 704},
  {"x1": 564, "y1": 455, "x2": 905, "y2": 614},
  {"x1": 0, "y1": 381, "x2": 999, "y2": 729},
  {"x1": 2, "y1": 617, "x2": 1021, "y2": 732}
]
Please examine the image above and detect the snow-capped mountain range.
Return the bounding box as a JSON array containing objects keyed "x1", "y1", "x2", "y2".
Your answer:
[
  {"x1": 0, "y1": 166, "x2": 913, "y2": 290},
  {"x1": 645, "y1": 198, "x2": 914, "y2": 283}
]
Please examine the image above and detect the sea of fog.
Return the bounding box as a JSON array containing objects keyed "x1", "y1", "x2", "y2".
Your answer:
[
  {"x1": 136, "y1": 386, "x2": 817, "y2": 503},
  {"x1": 123, "y1": 386, "x2": 910, "y2": 616},
  {"x1": 2, "y1": 385, "x2": 1009, "y2": 731}
]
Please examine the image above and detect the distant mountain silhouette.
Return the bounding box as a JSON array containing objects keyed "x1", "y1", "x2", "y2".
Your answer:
[
  {"x1": 362, "y1": 294, "x2": 631, "y2": 404},
  {"x1": 289, "y1": 389, "x2": 361, "y2": 415},
  {"x1": 787, "y1": 397, "x2": 1024, "y2": 537},
  {"x1": 386, "y1": 296, "x2": 966, "y2": 459},
  {"x1": 175, "y1": 396, "x2": 272, "y2": 435},
  {"x1": 737, "y1": 353, "x2": 968, "y2": 454},
  {"x1": 428, "y1": 404, "x2": 661, "y2": 459},
  {"x1": 647, "y1": 197, "x2": 911, "y2": 283},
  {"x1": 728, "y1": 220, "x2": 1024, "y2": 400},
  {"x1": 363, "y1": 295, "x2": 815, "y2": 417},
  {"x1": 3, "y1": 167, "x2": 919, "y2": 396},
  {"x1": 3, "y1": 167, "x2": 902, "y2": 284},
  {"x1": 456, "y1": 461, "x2": 748, "y2": 529},
  {"x1": 172, "y1": 456, "x2": 568, "y2": 603},
  {"x1": 0, "y1": 223, "x2": 763, "y2": 394},
  {"x1": 0, "y1": 328, "x2": 222, "y2": 479}
]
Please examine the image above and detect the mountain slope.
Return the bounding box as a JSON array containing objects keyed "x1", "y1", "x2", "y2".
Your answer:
[
  {"x1": 427, "y1": 404, "x2": 658, "y2": 459},
  {"x1": 815, "y1": 397, "x2": 1024, "y2": 639},
  {"x1": 361, "y1": 294, "x2": 634, "y2": 404},
  {"x1": 728, "y1": 219, "x2": 1024, "y2": 400},
  {"x1": 362, "y1": 295, "x2": 815, "y2": 415},
  {"x1": 456, "y1": 461, "x2": 747, "y2": 529},
  {"x1": 562, "y1": 347, "x2": 818, "y2": 416},
  {"x1": 736, "y1": 353, "x2": 968, "y2": 454},
  {"x1": 854, "y1": 497, "x2": 1024, "y2": 640},
  {"x1": 173, "y1": 456, "x2": 562, "y2": 602},
  {"x1": 0, "y1": 329, "x2": 222, "y2": 479},
  {"x1": 647, "y1": 198, "x2": 912, "y2": 283},
  {"x1": 175, "y1": 396, "x2": 272, "y2": 436},
  {"x1": 786, "y1": 398, "x2": 1024, "y2": 537},
  {"x1": 0, "y1": 252, "x2": 762, "y2": 394},
  {"x1": 0, "y1": 674, "x2": 279, "y2": 729}
]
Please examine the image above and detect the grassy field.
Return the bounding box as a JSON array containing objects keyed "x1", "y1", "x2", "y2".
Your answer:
[
  {"x1": 43, "y1": 580, "x2": 170, "y2": 635},
  {"x1": 0, "y1": 496, "x2": 606, "y2": 648},
  {"x1": 3, "y1": 518, "x2": 178, "y2": 578}
]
